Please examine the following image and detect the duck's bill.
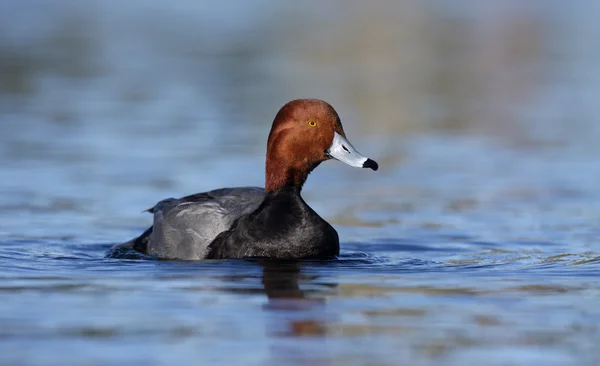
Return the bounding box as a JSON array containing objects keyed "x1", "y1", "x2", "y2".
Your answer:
[{"x1": 326, "y1": 132, "x2": 379, "y2": 171}]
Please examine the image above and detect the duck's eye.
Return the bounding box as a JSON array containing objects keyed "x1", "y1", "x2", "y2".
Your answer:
[{"x1": 308, "y1": 121, "x2": 317, "y2": 127}]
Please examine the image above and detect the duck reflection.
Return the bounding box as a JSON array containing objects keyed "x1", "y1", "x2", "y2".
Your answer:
[
  {"x1": 256, "y1": 261, "x2": 337, "y2": 366},
  {"x1": 258, "y1": 260, "x2": 334, "y2": 337}
]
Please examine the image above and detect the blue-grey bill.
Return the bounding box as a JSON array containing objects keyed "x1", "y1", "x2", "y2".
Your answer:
[{"x1": 327, "y1": 132, "x2": 379, "y2": 171}]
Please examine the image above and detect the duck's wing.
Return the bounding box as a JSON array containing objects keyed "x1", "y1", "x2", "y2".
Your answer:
[{"x1": 109, "y1": 187, "x2": 265, "y2": 260}]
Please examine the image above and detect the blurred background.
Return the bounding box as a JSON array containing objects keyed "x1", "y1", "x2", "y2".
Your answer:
[{"x1": 2, "y1": 1, "x2": 600, "y2": 365}]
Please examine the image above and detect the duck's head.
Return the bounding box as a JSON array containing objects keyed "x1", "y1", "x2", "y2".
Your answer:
[{"x1": 265, "y1": 99, "x2": 378, "y2": 192}]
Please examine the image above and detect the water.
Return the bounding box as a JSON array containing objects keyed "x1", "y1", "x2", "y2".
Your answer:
[{"x1": 2, "y1": 1, "x2": 600, "y2": 365}]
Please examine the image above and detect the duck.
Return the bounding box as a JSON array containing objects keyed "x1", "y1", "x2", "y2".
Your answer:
[{"x1": 109, "y1": 99, "x2": 378, "y2": 260}]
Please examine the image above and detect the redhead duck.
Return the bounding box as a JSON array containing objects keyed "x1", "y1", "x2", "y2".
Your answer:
[{"x1": 110, "y1": 99, "x2": 378, "y2": 260}]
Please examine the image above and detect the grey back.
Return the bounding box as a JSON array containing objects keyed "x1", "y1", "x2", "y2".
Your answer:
[{"x1": 147, "y1": 187, "x2": 265, "y2": 260}]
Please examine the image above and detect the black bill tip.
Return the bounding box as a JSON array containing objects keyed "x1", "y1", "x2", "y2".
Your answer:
[{"x1": 363, "y1": 158, "x2": 379, "y2": 171}]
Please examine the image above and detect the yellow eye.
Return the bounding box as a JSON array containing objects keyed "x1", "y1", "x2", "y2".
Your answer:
[{"x1": 308, "y1": 121, "x2": 317, "y2": 127}]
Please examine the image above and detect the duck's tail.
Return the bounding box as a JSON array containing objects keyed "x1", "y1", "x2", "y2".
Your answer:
[{"x1": 105, "y1": 226, "x2": 153, "y2": 258}]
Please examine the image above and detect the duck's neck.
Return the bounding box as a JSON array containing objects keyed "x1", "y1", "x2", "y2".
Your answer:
[{"x1": 265, "y1": 157, "x2": 320, "y2": 193}]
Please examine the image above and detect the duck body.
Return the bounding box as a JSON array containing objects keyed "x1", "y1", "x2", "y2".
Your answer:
[
  {"x1": 120, "y1": 185, "x2": 338, "y2": 260},
  {"x1": 110, "y1": 99, "x2": 377, "y2": 261}
]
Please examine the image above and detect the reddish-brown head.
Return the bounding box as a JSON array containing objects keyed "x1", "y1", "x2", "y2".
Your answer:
[{"x1": 265, "y1": 99, "x2": 378, "y2": 192}]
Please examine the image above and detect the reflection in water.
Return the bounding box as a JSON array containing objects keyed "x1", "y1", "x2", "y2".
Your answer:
[
  {"x1": 258, "y1": 261, "x2": 334, "y2": 366},
  {"x1": 214, "y1": 261, "x2": 337, "y2": 364},
  {"x1": 261, "y1": 261, "x2": 308, "y2": 300},
  {"x1": 260, "y1": 261, "x2": 328, "y2": 336}
]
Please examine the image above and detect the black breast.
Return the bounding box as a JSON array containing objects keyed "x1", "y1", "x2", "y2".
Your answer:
[{"x1": 206, "y1": 187, "x2": 339, "y2": 259}]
